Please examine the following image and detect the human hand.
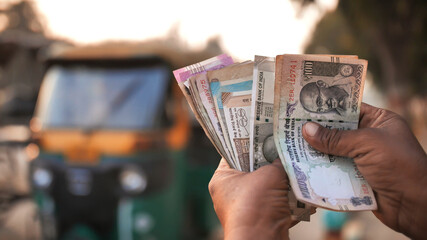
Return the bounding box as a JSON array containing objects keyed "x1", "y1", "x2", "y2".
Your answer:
[
  {"x1": 209, "y1": 158, "x2": 292, "y2": 240},
  {"x1": 302, "y1": 103, "x2": 427, "y2": 239}
]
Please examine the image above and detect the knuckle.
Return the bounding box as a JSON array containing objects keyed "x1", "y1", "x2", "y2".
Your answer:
[
  {"x1": 373, "y1": 107, "x2": 393, "y2": 119},
  {"x1": 375, "y1": 108, "x2": 388, "y2": 118},
  {"x1": 208, "y1": 179, "x2": 216, "y2": 196},
  {"x1": 376, "y1": 108, "x2": 404, "y2": 125},
  {"x1": 350, "y1": 129, "x2": 375, "y2": 156},
  {"x1": 382, "y1": 109, "x2": 398, "y2": 121},
  {"x1": 320, "y1": 128, "x2": 342, "y2": 154},
  {"x1": 372, "y1": 108, "x2": 387, "y2": 122}
]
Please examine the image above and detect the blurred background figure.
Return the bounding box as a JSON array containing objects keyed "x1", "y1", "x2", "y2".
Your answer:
[
  {"x1": 302, "y1": 0, "x2": 427, "y2": 151},
  {"x1": 0, "y1": 0, "x2": 424, "y2": 239},
  {"x1": 0, "y1": 1, "x2": 59, "y2": 239},
  {"x1": 297, "y1": 1, "x2": 426, "y2": 239}
]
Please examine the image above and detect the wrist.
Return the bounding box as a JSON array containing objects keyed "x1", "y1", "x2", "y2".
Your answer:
[
  {"x1": 224, "y1": 220, "x2": 290, "y2": 240},
  {"x1": 223, "y1": 209, "x2": 292, "y2": 240},
  {"x1": 399, "y1": 160, "x2": 427, "y2": 239}
]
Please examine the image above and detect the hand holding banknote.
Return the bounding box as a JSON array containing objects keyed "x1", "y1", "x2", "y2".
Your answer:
[
  {"x1": 210, "y1": 103, "x2": 426, "y2": 240},
  {"x1": 302, "y1": 103, "x2": 427, "y2": 240},
  {"x1": 209, "y1": 158, "x2": 292, "y2": 240},
  {"x1": 175, "y1": 54, "x2": 426, "y2": 232}
]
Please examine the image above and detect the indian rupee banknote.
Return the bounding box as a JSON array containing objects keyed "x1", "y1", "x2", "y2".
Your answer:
[
  {"x1": 250, "y1": 55, "x2": 279, "y2": 171},
  {"x1": 222, "y1": 90, "x2": 252, "y2": 172},
  {"x1": 273, "y1": 54, "x2": 377, "y2": 211},
  {"x1": 251, "y1": 56, "x2": 311, "y2": 221},
  {"x1": 188, "y1": 73, "x2": 236, "y2": 168},
  {"x1": 187, "y1": 74, "x2": 233, "y2": 167},
  {"x1": 174, "y1": 54, "x2": 234, "y2": 85},
  {"x1": 173, "y1": 54, "x2": 235, "y2": 167},
  {"x1": 208, "y1": 62, "x2": 253, "y2": 171},
  {"x1": 249, "y1": 55, "x2": 356, "y2": 171}
]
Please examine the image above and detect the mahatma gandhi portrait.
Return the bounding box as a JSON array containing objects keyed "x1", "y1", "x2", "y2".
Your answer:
[{"x1": 300, "y1": 80, "x2": 351, "y2": 116}]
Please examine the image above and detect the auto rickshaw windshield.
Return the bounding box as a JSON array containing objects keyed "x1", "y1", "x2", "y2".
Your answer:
[{"x1": 36, "y1": 65, "x2": 170, "y2": 130}]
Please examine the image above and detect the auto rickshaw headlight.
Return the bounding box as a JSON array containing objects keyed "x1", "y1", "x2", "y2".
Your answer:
[
  {"x1": 120, "y1": 168, "x2": 147, "y2": 194},
  {"x1": 33, "y1": 167, "x2": 53, "y2": 189}
]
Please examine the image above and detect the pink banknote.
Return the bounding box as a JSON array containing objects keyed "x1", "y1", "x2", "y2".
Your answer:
[{"x1": 173, "y1": 54, "x2": 234, "y2": 83}]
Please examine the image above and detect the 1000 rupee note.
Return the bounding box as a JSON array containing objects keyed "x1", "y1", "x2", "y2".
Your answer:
[{"x1": 273, "y1": 54, "x2": 377, "y2": 211}]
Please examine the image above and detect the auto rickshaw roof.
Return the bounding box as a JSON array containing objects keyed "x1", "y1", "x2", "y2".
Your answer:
[
  {"x1": 45, "y1": 41, "x2": 224, "y2": 70},
  {"x1": 45, "y1": 55, "x2": 172, "y2": 70}
]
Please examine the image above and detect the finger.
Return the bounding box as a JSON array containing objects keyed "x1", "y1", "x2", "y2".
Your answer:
[
  {"x1": 272, "y1": 158, "x2": 288, "y2": 174},
  {"x1": 271, "y1": 158, "x2": 283, "y2": 168},
  {"x1": 256, "y1": 158, "x2": 284, "y2": 172},
  {"x1": 302, "y1": 122, "x2": 364, "y2": 158},
  {"x1": 209, "y1": 158, "x2": 232, "y2": 197},
  {"x1": 289, "y1": 220, "x2": 299, "y2": 228},
  {"x1": 214, "y1": 158, "x2": 242, "y2": 177},
  {"x1": 359, "y1": 102, "x2": 381, "y2": 128},
  {"x1": 266, "y1": 158, "x2": 287, "y2": 175},
  {"x1": 360, "y1": 102, "x2": 377, "y2": 116},
  {"x1": 217, "y1": 158, "x2": 231, "y2": 170}
]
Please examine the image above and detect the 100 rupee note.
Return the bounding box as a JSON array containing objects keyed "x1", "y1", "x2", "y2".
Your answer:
[
  {"x1": 251, "y1": 56, "x2": 311, "y2": 221},
  {"x1": 273, "y1": 54, "x2": 377, "y2": 211}
]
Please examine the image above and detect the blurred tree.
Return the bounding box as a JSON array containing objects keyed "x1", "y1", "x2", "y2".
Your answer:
[
  {"x1": 299, "y1": 0, "x2": 426, "y2": 112},
  {"x1": 296, "y1": 0, "x2": 427, "y2": 149},
  {"x1": 0, "y1": 1, "x2": 52, "y2": 125},
  {"x1": 0, "y1": 1, "x2": 45, "y2": 34}
]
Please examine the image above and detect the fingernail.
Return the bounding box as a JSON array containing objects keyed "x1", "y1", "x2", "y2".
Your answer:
[{"x1": 304, "y1": 122, "x2": 319, "y2": 137}]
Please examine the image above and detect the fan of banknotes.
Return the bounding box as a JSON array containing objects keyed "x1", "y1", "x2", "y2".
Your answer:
[{"x1": 173, "y1": 54, "x2": 377, "y2": 221}]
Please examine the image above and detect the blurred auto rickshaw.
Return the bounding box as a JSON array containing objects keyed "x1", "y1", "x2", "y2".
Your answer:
[{"x1": 29, "y1": 45, "x2": 220, "y2": 240}]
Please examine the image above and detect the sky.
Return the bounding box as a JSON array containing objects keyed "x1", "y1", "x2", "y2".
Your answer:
[
  {"x1": 2, "y1": 0, "x2": 385, "y2": 106},
  {"x1": 33, "y1": 0, "x2": 338, "y2": 60}
]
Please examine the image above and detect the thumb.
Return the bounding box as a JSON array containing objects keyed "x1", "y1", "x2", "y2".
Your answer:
[{"x1": 302, "y1": 122, "x2": 362, "y2": 158}]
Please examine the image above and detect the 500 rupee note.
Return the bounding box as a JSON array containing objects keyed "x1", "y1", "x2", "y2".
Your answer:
[
  {"x1": 208, "y1": 62, "x2": 253, "y2": 171},
  {"x1": 222, "y1": 90, "x2": 252, "y2": 172},
  {"x1": 188, "y1": 73, "x2": 236, "y2": 167},
  {"x1": 250, "y1": 56, "x2": 279, "y2": 171},
  {"x1": 173, "y1": 55, "x2": 235, "y2": 168}
]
